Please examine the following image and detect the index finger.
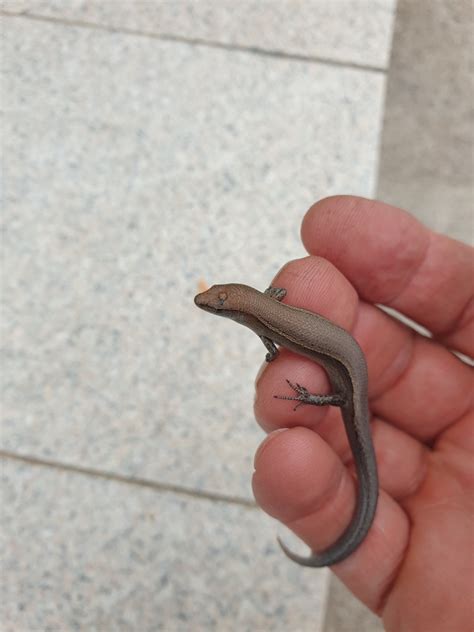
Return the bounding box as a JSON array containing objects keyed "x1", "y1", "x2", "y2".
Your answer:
[{"x1": 301, "y1": 196, "x2": 474, "y2": 356}]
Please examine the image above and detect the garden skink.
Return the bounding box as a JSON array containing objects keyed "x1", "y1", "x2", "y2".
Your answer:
[{"x1": 194, "y1": 283, "x2": 378, "y2": 567}]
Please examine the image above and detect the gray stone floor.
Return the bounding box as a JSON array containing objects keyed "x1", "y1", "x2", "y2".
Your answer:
[
  {"x1": 1, "y1": 2, "x2": 397, "y2": 630},
  {"x1": 378, "y1": 0, "x2": 473, "y2": 245}
]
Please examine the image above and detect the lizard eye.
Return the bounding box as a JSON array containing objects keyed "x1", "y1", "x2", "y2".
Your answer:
[{"x1": 217, "y1": 291, "x2": 228, "y2": 306}]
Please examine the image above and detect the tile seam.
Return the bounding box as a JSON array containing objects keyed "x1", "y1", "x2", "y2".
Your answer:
[
  {"x1": 0, "y1": 449, "x2": 258, "y2": 508},
  {"x1": 1, "y1": 9, "x2": 387, "y2": 74}
]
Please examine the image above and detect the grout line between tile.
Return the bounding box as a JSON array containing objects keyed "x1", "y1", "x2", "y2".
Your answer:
[
  {"x1": 1, "y1": 9, "x2": 387, "y2": 74},
  {"x1": 0, "y1": 449, "x2": 258, "y2": 508}
]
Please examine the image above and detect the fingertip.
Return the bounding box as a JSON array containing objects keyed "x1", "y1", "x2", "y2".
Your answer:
[
  {"x1": 301, "y1": 195, "x2": 375, "y2": 255},
  {"x1": 252, "y1": 428, "x2": 288, "y2": 468},
  {"x1": 252, "y1": 426, "x2": 344, "y2": 522},
  {"x1": 270, "y1": 255, "x2": 359, "y2": 328}
]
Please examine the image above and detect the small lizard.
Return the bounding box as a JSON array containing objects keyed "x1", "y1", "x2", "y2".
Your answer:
[{"x1": 195, "y1": 283, "x2": 378, "y2": 567}]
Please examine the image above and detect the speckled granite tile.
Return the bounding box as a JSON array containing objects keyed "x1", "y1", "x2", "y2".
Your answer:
[
  {"x1": 2, "y1": 16, "x2": 385, "y2": 498},
  {"x1": 0, "y1": 0, "x2": 29, "y2": 12},
  {"x1": 1, "y1": 458, "x2": 329, "y2": 631},
  {"x1": 14, "y1": 0, "x2": 396, "y2": 69}
]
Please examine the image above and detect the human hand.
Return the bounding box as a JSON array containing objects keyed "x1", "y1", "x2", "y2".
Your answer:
[{"x1": 252, "y1": 196, "x2": 473, "y2": 631}]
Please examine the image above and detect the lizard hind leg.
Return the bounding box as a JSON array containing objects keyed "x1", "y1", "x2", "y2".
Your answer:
[{"x1": 274, "y1": 379, "x2": 346, "y2": 410}]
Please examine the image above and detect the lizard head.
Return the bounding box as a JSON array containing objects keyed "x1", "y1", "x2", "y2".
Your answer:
[
  {"x1": 194, "y1": 283, "x2": 262, "y2": 323},
  {"x1": 194, "y1": 284, "x2": 242, "y2": 316},
  {"x1": 194, "y1": 283, "x2": 270, "y2": 342}
]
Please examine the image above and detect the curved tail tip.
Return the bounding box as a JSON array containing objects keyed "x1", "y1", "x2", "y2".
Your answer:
[{"x1": 277, "y1": 536, "x2": 320, "y2": 568}]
